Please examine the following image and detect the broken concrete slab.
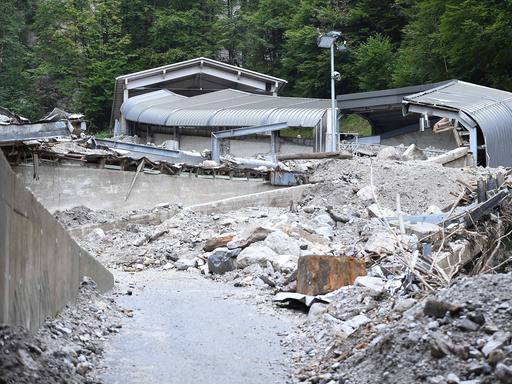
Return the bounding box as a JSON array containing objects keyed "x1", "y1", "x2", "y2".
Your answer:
[
  {"x1": 296, "y1": 255, "x2": 366, "y2": 296},
  {"x1": 402, "y1": 144, "x2": 427, "y2": 161},
  {"x1": 376, "y1": 146, "x2": 401, "y2": 161},
  {"x1": 405, "y1": 222, "x2": 442, "y2": 241}
]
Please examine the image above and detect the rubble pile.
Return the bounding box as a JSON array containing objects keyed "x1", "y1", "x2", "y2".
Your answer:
[
  {"x1": 286, "y1": 273, "x2": 512, "y2": 384},
  {"x1": 0, "y1": 278, "x2": 127, "y2": 384},
  {"x1": 54, "y1": 155, "x2": 512, "y2": 383}
]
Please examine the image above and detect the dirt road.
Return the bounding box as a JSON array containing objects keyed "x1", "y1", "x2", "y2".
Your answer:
[{"x1": 99, "y1": 270, "x2": 294, "y2": 384}]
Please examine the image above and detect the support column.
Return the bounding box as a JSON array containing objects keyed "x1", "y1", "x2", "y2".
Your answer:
[{"x1": 468, "y1": 126, "x2": 478, "y2": 165}]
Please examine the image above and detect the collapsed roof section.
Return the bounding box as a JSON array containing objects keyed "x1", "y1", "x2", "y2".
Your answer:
[
  {"x1": 403, "y1": 80, "x2": 512, "y2": 167},
  {"x1": 337, "y1": 81, "x2": 452, "y2": 135},
  {"x1": 121, "y1": 88, "x2": 332, "y2": 129}
]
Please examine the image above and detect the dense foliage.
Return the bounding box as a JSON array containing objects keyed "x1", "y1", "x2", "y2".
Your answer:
[{"x1": 1, "y1": 0, "x2": 511, "y2": 130}]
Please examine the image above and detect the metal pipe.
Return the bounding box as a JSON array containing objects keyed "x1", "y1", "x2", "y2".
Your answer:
[{"x1": 330, "y1": 43, "x2": 337, "y2": 152}]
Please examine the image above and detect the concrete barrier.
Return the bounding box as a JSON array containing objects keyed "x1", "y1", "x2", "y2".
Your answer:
[
  {"x1": 185, "y1": 184, "x2": 310, "y2": 214},
  {"x1": 0, "y1": 152, "x2": 113, "y2": 331},
  {"x1": 16, "y1": 164, "x2": 276, "y2": 213}
]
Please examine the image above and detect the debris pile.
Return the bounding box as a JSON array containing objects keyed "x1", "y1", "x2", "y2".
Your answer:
[
  {"x1": 0, "y1": 278, "x2": 127, "y2": 383},
  {"x1": 52, "y1": 154, "x2": 512, "y2": 383}
]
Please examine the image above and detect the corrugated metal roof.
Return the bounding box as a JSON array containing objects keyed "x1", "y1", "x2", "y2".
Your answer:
[
  {"x1": 121, "y1": 89, "x2": 331, "y2": 128},
  {"x1": 403, "y1": 80, "x2": 512, "y2": 167}
]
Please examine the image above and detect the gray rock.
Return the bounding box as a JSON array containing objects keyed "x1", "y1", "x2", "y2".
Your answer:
[
  {"x1": 314, "y1": 213, "x2": 336, "y2": 227},
  {"x1": 376, "y1": 146, "x2": 401, "y2": 161},
  {"x1": 76, "y1": 361, "x2": 91, "y2": 376},
  {"x1": 227, "y1": 226, "x2": 273, "y2": 249},
  {"x1": 86, "y1": 228, "x2": 106, "y2": 243},
  {"x1": 313, "y1": 225, "x2": 334, "y2": 239},
  {"x1": 446, "y1": 373, "x2": 460, "y2": 384},
  {"x1": 207, "y1": 247, "x2": 241, "y2": 274},
  {"x1": 17, "y1": 349, "x2": 38, "y2": 370},
  {"x1": 263, "y1": 230, "x2": 301, "y2": 256},
  {"x1": 237, "y1": 245, "x2": 278, "y2": 269},
  {"x1": 496, "y1": 363, "x2": 512, "y2": 384},
  {"x1": 364, "y1": 232, "x2": 396, "y2": 254},
  {"x1": 174, "y1": 258, "x2": 197, "y2": 271},
  {"x1": 357, "y1": 185, "x2": 376, "y2": 202},
  {"x1": 344, "y1": 314, "x2": 370, "y2": 330},
  {"x1": 402, "y1": 143, "x2": 427, "y2": 161},
  {"x1": 394, "y1": 298, "x2": 417, "y2": 313},
  {"x1": 424, "y1": 299, "x2": 461, "y2": 318},
  {"x1": 303, "y1": 205, "x2": 317, "y2": 214},
  {"x1": 354, "y1": 276, "x2": 385, "y2": 293},
  {"x1": 482, "y1": 331, "x2": 510, "y2": 356},
  {"x1": 455, "y1": 318, "x2": 479, "y2": 332}
]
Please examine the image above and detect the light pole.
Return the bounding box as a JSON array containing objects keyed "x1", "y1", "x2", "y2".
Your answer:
[{"x1": 317, "y1": 31, "x2": 345, "y2": 152}]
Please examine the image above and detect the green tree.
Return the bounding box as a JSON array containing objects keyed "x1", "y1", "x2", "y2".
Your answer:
[{"x1": 353, "y1": 34, "x2": 395, "y2": 91}]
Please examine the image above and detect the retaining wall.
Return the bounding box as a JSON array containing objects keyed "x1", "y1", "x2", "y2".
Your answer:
[{"x1": 0, "y1": 152, "x2": 113, "y2": 331}]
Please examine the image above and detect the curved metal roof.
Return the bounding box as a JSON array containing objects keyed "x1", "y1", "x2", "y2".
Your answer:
[
  {"x1": 403, "y1": 80, "x2": 512, "y2": 167},
  {"x1": 121, "y1": 89, "x2": 331, "y2": 128}
]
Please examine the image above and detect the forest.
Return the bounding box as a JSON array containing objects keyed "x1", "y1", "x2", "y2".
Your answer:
[{"x1": 1, "y1": 0, "x2": 511, "y2": 131}]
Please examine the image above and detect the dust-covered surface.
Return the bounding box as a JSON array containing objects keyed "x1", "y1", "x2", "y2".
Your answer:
[{"x1": 0, "y1": 279, "x2": 128, "y2": 384}]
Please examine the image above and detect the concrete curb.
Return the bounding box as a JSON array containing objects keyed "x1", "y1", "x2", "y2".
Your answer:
[{"x1": 185, "y1": 184, "x2": 310, "y2": 214}]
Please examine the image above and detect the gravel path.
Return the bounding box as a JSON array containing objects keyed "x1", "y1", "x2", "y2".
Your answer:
[{"x1": 99, "y1": 270, "x2": 294, "y2": 384}]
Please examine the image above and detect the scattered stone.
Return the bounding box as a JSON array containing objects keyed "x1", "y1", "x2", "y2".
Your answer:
[
  {"x1": 263, "y1": 230, "x2": 301, "y2": 256},
  {"x1": 354, "y1": 276, "x2": 385, "y2": 293},
  {"x1": 376, "y1": 146, "x2": 401, "y2": 161},
  {"x1": 364, "y1": 232, "x2": 396, "y2": 254},
  {"x1": 76, "y1": 361, "x2": 91, "y2": 376},
  {"x1": 402, "y1": 144, "x2": 427, "y2": 161},
  {"x1": 174, "y1": 259, "x2": 197, "y2": 271},
  {"x1": 85, "y1": 228, "x2": 105, "y2": 243},
  {"x1": 424, "y1": 299, "x2": 462, "y2": 318},
  {"x1": 482, "y1": 332, "x2": 510, "y2": 357},
  {"x1": 357, "y1": 185, "x2": 376, "y2": 202},
  {"x1": 446, "y1": 372, "x2": 460, "y2": 384},
  {"x1": 236, "y1": 245, "x2": 278, "y2": 269},
  {"x1": 495, "y1": 363, "x2": 512, "y2": 383},
  {"x1": 394, "y1": 298, "x2": 417, "y2": 313},
  {"x1": 207, "y1": 247, "x2": 241, "y2": 274},
  {"x1": 162, "y1": 262, "x2": 173, "y2": 271},
  {"x1": 455, "y1": 318, "x2": 479, "y2": 332}
]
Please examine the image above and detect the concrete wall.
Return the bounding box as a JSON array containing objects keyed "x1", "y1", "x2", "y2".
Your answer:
[
  {"x1": 0, "y1": 152, "x2": 113, "y2": 331},
  {"x1": 16, "y1": 164, "x2": 277, "y2": 213}
]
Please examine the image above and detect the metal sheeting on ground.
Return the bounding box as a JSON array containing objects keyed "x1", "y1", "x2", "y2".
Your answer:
[
  {"x1": 121, "y1": 89, "x2": 331, "y2": 129},
  {"x1": 0, "y1": 121, "x2": 70, "y2": 145},
  {"x1": 403, "y1": 80, "x2": 512, "y2": 167}
]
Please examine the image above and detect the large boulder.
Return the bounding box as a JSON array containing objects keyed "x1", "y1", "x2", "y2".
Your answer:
[
  {"x1": 263, "y1": 230, "x2": 301, "y2": 256},
  {"x1": 207, "y1": 247, "x2": 241, "y2": 274},
  {"x1": 236, "y1": 245, "x2": 278, "y2": 269}
]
